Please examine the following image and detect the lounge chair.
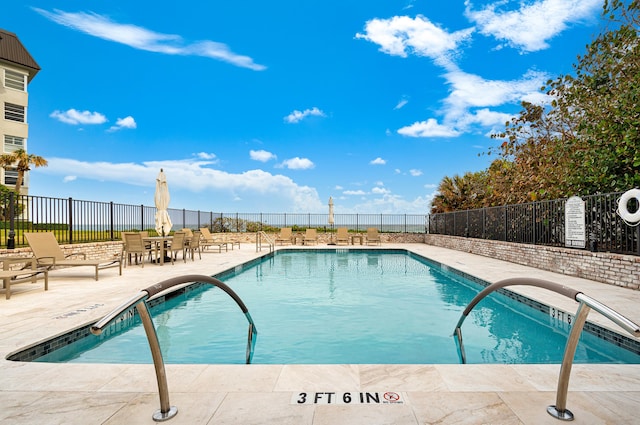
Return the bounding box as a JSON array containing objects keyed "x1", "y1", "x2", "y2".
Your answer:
[
  {"x1": 180, "y1": 228, "x2": 194, "y2": 238},
  {"x1": 0, "y1": 257, "x2": 49, "y2": 300},
  {"x1": 199, "y1": 227, "x2": 229, "y2": 252},
  {"x1": 25, "y1": 232, "x2": 122, "y2": 280},
  {"x1": 222, "y1": 233, "x2": 241, "y2": 250},
  {"x1": 366, "y1": 228, "x2": 381, "y2": 245},
  {"x1": 276, "y1": 228, "x2": 293, "y2": 245},
  {"x1": 336, "y1": 227, "x2": 349, "y2": 245},
  {"x1": 122, "y1": 232, "x2": 155, "y2": 267},
  {"x1": 303, "y1": 228, "x2": 318, "y2": 245}
]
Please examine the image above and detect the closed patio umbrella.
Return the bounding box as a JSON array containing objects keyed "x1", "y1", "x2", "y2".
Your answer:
[
  {"x1": 155, "y1": 168, "x2": 172, "y2": 237},
  {"x1": 328, "y1": 197, "x2": 334, "y2": 225}
]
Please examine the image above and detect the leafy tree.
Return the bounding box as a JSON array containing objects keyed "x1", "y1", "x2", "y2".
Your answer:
[
  {"x1": 431, "y1": 171, "x2": 488, "y2": 213},
  {"x1": 487, "y1": 101, "x2": 575, "y2": 203},
  {"x1": 0, "y1": 149, "x2": 48, "y2": 194}
]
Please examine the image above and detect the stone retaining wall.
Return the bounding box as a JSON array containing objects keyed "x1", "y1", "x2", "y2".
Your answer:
[{"x1": 425, "y1": 234, "x2": 639, "y2": 290}]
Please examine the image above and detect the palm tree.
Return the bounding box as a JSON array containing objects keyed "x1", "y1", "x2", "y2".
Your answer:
[{"x1": 0, "y1": 149, "x2": 48, "y2": 193}]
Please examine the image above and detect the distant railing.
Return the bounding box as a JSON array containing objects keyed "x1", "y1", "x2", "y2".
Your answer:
[
  {"x1": 0, "y1": 193, "x2": 428, "y2": 248},
  {"x1": 428, "y1": 191, "x2": 640, "y2": 257}
]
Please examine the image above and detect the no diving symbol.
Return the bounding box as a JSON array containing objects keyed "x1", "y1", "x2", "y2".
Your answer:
[{"x1": 383, "y1": 392, "x2": 401, "y2": 403}]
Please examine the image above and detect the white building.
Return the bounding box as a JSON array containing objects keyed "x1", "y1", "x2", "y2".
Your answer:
[{"x1": 0, "y1": 29, "x2": 40, "y2": 194}]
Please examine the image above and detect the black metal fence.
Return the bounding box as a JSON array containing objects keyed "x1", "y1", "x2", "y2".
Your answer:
[
  {"x1": 0, "y1": 193, "x2": 428, "y2": 247},
  {"x1": 428, "y1": 191, "x2": 640, "y2": 256}
]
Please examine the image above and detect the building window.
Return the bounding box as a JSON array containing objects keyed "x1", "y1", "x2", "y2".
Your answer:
[
  {"x1": 4, "y1": 70, "x2": 26, "y2": 91},
  {"x1": 4, "y1": 103, "x2": 25, "y2": 122},
  {"x1": 4, "y1": 135, "x2": 24, "y2": 152},
  {"x1": 4, "y1": 168, "x2": 18, "y2": 186}
]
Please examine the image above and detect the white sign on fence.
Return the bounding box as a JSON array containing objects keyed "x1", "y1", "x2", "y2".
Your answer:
[{"x1": 565, "y1": 196, "x2": 586, "y2": 248}]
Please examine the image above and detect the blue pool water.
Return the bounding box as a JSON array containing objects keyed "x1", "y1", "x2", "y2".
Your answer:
[{"x1": 35, "y1": 250, "x2": 640, "y2": 364}]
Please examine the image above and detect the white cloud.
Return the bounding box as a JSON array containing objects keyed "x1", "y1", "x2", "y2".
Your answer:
[
  {"x1": 455, "y1": 108, "x2": 514, "y2": 130},
  {"x1": 39, "y1": 157, "x2": 323, "y2": 212},
  {"x1": 397, "y1": 118, "x2": 460, "y2": 138},
  {"x1": 443, "y1": 69, "x2": 547, "y2": 116},
  {"x1": 196, "y1": 152, "x2": 217, "y2": 160},
  {"x1": 250, "y1": 150, "x2": 277, "y2": 162},
  {"x1": 348, "y1": 193, "x2": 434, "y2": 214},
  {"x1": 465, "y1": 0, "x2": 601, "y2": 52},
  {"x1": 355, "y1": 15, "x2": 474, "y2": 66},
  {"x1": 63, "y1": 175, "x2": 76, "y2": 183},
  {"x1": 409, "y1": 169, "x2": 423, "y2": 176},
  {"x1": 33, "y1": 8, "x2": 266, "y2": 70},
  {"x1": 370, "y1": 157, "x2": 386, "y2": 165},
  {"x1": 280, "y1": 157, "x2": 314, "y2": 170},
  {"x1": 284, "y1": 107, "x2": 326, "y2": 124},
  {"x1": 108, "y1": 116, "x2": 137, "y2": 132},
  {"x1": 344, "y1": 190, "x2": 367, "y2": 196},
  {"x1": 394, "y1": 98, "x2": 409, "y2": 109},
  {"x1": 50, "y1": 109, "x2": 107, "y2": 125},
  {"x1": 372, "y1": 186, "x2": 391, "y2": 195}
]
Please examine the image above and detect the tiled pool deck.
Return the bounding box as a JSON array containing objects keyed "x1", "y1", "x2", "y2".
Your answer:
[{"x1": 1, "y1": 243, "x2": 639, "y2": 424}]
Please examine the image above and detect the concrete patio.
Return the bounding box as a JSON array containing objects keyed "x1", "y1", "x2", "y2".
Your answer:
[{"x1": 1, "y1": 243, "x2": 639, "y2": 424}]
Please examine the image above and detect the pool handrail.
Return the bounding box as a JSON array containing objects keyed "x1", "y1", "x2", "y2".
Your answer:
[
  {"x1": 453, "y1": 277, "x2": 640, "y2": 422},
  {"x1": 256, "y1": 231, "x2": 274, "y2": 252},
  {"x1": 91, "y1": 274, "x2": 259, "y2": 422}
]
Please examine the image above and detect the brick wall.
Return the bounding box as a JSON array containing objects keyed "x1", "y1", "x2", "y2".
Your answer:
[{"x1": 425, "y1": 234, "x2": 640, "y2": 290}]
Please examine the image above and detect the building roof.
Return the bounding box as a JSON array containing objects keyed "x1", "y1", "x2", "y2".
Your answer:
[{"x1": 0, "y1": 29, "x2": 40, "y2": 81}]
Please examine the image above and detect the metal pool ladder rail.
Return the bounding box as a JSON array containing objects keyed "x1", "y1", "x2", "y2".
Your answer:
[
  {"x1": 453, "y1": 277, "x2": 640, "y2": 421},
  {"x1": 256, "y1": 231, "x2": 274, "y2": 252},
  {"x1": 91, "y1": 274, "x2": 258, "y2": 422}
]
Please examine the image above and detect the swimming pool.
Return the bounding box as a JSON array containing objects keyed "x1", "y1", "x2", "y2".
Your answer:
[{"x1": 17, "y1": 249, "x2": 640, "y2": 364}]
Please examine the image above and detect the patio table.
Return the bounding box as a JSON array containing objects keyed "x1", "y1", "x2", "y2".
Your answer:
[{"x1": 143, "y1": 236, "x2": 173, "y2": 265}]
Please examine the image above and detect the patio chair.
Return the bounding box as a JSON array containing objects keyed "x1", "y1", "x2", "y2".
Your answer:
[
  {"x1": 276, "y1": 227, "x2": 293, "y2": 245},
  {"x1": 199, "y1": 227, "x2": 229, "y2": 252},
  {"x1": 303, "y1": 228, "x2": 318, "y2": 245},
  {"x1": 24, "y1": 232, "x2": 122, "y2": 280},
  {"x1": 336, "y1": 227, "x2": 349, "y2": 245},
  {"x1": 166, "y1": 231, "x2": 188, "y2": 264},
  {"x1": 186, "y1": 230, "x2": 202, "y2": 260},
  {"x1": 366, "y1": 228, "x2": 381, "y2": 245},
  {"x1": 122, "y1": 232, "x2": 155, "y2": 267}
]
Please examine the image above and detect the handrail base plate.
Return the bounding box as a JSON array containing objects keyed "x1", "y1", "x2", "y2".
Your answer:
[
  {"x1": 547, "y1": 405, "x2": 574, "y2": 421},
  {"x1": 153, "y1": 406, "x2": 178, "y2": 422}
]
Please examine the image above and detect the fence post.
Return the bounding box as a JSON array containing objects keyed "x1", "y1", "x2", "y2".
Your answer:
[
  {"x1": 141, "y1": 205, "x2": 144, "y2": 232},
  {"x1": 68, "y1": 197, "x2": 74, "y2": 244},
  {"x1": 182, "y1": 209, "x2": 186, "y2": 229},
  {"x1": 7, "y1": 192, "x2": 15, "y2": 249},
  {"x1": 532, "y1": 204, "x2": 537, "y2": 244},
  {"x1": 110, "y1": 202, "x2": 115, "y2": 241},
  {"x1": 482, "y1": 208, "x2": 486, "y2": 239},
  {"x1": 504, "y1": 207, "x2": 508, "y2": 242}
]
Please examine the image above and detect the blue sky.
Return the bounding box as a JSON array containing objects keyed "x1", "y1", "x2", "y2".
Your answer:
[{"x1": 4, "y1": 1, "x2": 603, "y2": 213}]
